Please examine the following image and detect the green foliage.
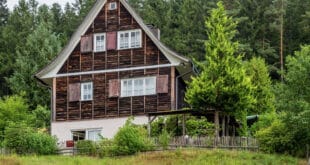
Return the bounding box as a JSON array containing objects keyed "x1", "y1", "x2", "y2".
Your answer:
[
  {"x1": 4, "y1": 122, "x2": 57, "y2": 155},
  {"x1": 255, "y1": 116, "x2": 293, "y2": 154},
  {"x1": 244, "y1": 57, "x2": 275, "y2": 114},
  {"x1": 8, "y1": 21, "x2": 61, "y2": 107},
  {"x1": 97, "y1": 138, "x2": 114, "y2": 157},
  {"x1": 29, "y1": 105, "x2": 51, "y2": 128},
  {"x1": 112, "y1": 117, "x2": 153, "y2": 155},
  {"x1": 250, "y1": 112, "x2": 277, "y2": 134},
  {"x1": 158, "y1": 129, "x2": 171, "y2": 150},
  {"x1": 256, "y1": 45, "x2": 310, "y2": 157},
  {"x1": 185, "y1": 2, "x2": 255, "y2": 135},
  {"x1": 186, "y1": 117, "x2": 214, "y2": 136},
  {"x1": 0, "y1": 95, "x2": 31, "y2": 141},
  {"x1": 76, "y1": 140, "x2": 97, "y2": 156}
]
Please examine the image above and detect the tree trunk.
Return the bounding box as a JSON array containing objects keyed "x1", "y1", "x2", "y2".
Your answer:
[
  {"x1": 226, "y1": 116, "x2": 230, "y2": 136},
  {"x1": 214, "y1": 111, "x2": 219, "y2": 146},
  {"x1": 222, "y1": 114, "x2": 225, "y2": 137}
]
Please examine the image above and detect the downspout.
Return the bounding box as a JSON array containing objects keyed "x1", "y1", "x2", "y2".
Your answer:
[{"x1": 175, "y1": 62, "x2": 198, "y2": 110}]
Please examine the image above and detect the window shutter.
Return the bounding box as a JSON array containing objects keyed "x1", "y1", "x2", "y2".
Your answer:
[
  {"x1": 156, "y1": 75, "x2": 168, "y2": 93},
  {"x1": 81, "y1": 35, "x2": 93, "y2": 53},
  {"x1": 109, "y1": 79, "x2": 120, "y2": 97},
  {"x1": 106, "y1": 31, "x2": 117, "y2": 50},
  {"x1": 69, "y1": 83, "x2": 81, "y2": 101}
]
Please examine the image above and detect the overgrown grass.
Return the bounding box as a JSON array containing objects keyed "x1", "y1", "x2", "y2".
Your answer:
[{"x1": 0, "y1": 149, "x2": 307, "y2": 165}]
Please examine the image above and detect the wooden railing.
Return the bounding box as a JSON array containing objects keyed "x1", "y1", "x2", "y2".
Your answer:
[{"x1": 153, "y1": 136, "x2": 259, "y2": 151}]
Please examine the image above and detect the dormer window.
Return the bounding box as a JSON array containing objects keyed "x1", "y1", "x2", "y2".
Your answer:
[
  {"x1": 94, "y1": 33, "x2": 106, "y2": 52},
  {"x1": 118, "y1": 29, "x2": 142, "y2": 50},
  {"x1": 109, "y1": 2, "x2": 117, "y2": 10}
]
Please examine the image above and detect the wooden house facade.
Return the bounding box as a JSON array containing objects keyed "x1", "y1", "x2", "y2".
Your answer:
[{"x1": 36, "y1": 0, "x2": 193, "y2": 144}]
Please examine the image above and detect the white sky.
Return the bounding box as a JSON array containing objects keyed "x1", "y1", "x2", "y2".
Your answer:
[{"x1": 7, "y1": 0, "x2": 75, "y2": 10}]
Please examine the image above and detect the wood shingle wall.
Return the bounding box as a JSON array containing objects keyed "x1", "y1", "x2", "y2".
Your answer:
[{"x1": 53, "y1": 0, "x2": 175, "y2": 121}]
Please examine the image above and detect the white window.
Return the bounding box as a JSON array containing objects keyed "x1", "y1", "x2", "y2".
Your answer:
[
  {"x1": 87, "y1": 129, "x2": 102, "y2": 141},
  {"x1": 94, "y1": 33, "x2": 106, "y2": 52},
  {"x1": 81, "y1": 82, "x2": 93, "y2": 101},
  {"x1": 109, "y1": 2, "x2": 117, "y2": 10},
  {"x1": 118, "y1": 29, "x2": 142, "y2": 50},
  {"x1": 121, "y1": 77, "x2": 156, "y2": 97}
]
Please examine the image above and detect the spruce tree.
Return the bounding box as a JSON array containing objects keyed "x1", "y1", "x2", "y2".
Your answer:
[{"x1": 185, "y1": 2, "x2": 254, "y2": 137}]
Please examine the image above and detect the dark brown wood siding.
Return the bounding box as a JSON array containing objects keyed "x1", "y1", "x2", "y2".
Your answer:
[
  {"x1": 58, "y1": 0, "x2": 170, "y2": 75},
  {"x1": 55, "y1": 67, "x2": 173, "y2": 121},
  {"x1": 53, "y1": 0, "x2": 176, "y2": 122}
]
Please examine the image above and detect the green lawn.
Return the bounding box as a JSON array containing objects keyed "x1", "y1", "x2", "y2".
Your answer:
[{"x1": 0, "y1": 149, "x2": 307, "y2": 165}]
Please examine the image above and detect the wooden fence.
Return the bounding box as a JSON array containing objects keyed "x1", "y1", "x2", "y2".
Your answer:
[{"x1": 153, "y1": 136, "x2": 259, "y2": 151}]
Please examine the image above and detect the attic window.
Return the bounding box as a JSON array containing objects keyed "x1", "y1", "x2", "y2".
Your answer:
[
  {"x1": 118, "y1": 29, "x2": 142, "y2": 50},
  {"x1": 109, "y1": 2, "x2": 117, "y2": 10},
  {"x1": 94, "y1": 33, "x2": 106, "y2": 52}
]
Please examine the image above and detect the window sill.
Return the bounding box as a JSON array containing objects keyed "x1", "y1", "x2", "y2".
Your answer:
[
  {"x1": 80, "y1": 99, "x2": 93, "y2": 102},
  {"x1": 120, "y1": 94, "x2": 156, "y2": 98},
  {"x1": 118, "y1": 46, "x2": 142, "y2": 50}
]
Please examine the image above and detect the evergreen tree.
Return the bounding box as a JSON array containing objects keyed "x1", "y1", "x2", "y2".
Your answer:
[
  {"x1": 0, "y1": 0, "x2": 9, "y2": 96},
  {"x1": 244, "y1": 57, "x2": 275, "y2": 114},
  {"x1": 8, "y1": 22, "x2": 61, "y2": 107},
  {"x1": 185, "y1": 2, "x2": 254, "y2": 137},
  {"x1": 0, "y1": 0, "x2": 8, "y2": 27}
]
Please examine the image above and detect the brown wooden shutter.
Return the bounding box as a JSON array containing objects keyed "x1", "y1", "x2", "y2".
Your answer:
[
  {"x1": 69, "y1": 83, "x2": 81, "y2": 101},
  {"x1": 106, "y1": 31, "x2": 117, "y2": 50},
  {"x1": 108, "y1": 79, "x2": 120, "y2": 97},
  {"x1": 80, "y1": 35, "x2": 93, "y2": 53},
  {"x1": 156, "y1": 75, "x2": 169, "y2": 93}
]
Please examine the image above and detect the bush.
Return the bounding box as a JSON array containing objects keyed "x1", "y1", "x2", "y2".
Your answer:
[
  {"x1": 158, "y1": 129, "x2": 171, "y2": 150},
  {"x1": 4, "y1": 122, "x2": 57, "y2": 155},
  {"x1": 97, "y1": 138, "x2": 114, "y2": 157},
  {"x1": 76, "y1": 140, "x2": 97, "y2": 156},
  {"x1": 112, "y1": 117, "x2": 153, "y2": 155},
  {"x1": 255, "y1": 118, "x2": 293, "y2": 154}
]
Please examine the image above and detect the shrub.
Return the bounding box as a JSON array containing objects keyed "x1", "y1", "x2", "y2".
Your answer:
[
  {"x1": 255, "y1": 118, "x2": 293, "y2": 154},
  {"x1": 97, "y1": 138, "x2": 115, "y2": 157},
  {"x1": 4, "y1": 122, "x2": 57, "y2": 155},
  {"x1": 112, "y1": 117, "x2": 153, "y2": 155},
  {"x1": 76, "y1": 140, "x2": 97, "y2": 156},
  {"x1": 158, "y1": 129, "x2": 171, "y2": 150}
]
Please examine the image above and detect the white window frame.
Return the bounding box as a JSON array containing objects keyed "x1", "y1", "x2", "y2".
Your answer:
[
  {"x1": 86, "y1": 129, "x2": 102, "y2": 141},
  {"x1": 81, "y1": 82, "x2": 93, "y2": 101},
  {"x1": 93, "y1": 33, "x2": 106, "y2": 52},
  {"x1": 121, "y1": 77, "x2": 156, "y2": 97},
  {"x1": 117, "y1": 29, "x2": 142, "y2": 50},
  {"x1": 109, "y1": 2, "x2": 117, "y2": 10}
]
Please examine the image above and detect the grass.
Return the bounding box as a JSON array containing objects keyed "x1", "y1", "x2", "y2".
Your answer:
[{"x1": 0, "y1": 149, "x2": 307, "y2": 165}]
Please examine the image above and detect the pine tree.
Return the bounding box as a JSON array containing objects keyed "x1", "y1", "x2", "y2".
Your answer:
[
  {"x1": 185, "y1": 2, "x2": 255, "y2": 137},
  {"x1": 8, "y1": 22, "x2": 61, "y2": 107}
]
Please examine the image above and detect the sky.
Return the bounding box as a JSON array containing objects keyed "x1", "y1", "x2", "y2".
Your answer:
[{"x1": 7, "y1": 0, "x2": 75, "y2": 10}]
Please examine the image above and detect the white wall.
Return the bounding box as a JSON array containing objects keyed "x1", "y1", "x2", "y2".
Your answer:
[{"x1": 51, "y1": 116, "x2": 148, "y2": 147}]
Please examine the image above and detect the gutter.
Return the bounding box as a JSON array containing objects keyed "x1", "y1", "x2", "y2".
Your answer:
[{"x1": 175, "y1": 62, "x2": 198, "y2": 110}]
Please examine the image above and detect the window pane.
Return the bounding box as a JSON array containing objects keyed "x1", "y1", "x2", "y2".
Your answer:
[
  {"x1": 95, "y1": 34, "x2": 105, "y2": 51},
  {"x1": 122, "y1": 81, "x2": 127, "y2": 97},
  {"x1": 87, "y1": 130, "x2": 101, "y2": 141},
  {"x1": 131, "y1": 31, "x2": 140, "y2": 48},
  {"x1": 119, "y1": 32, "x2": 129, "y2": 49},
  {"x1": 145, "y1": 78, "x2": 155, "y2": 95},
  {"x1": 127, "y1": 80, "x2": 132, "y2": 96},
  {"x1": 133, "y1": 79, "x2": 143, "y2": 96},
  {"x1": 82, "y1": 83, "x2": 92, "y2": 100}
]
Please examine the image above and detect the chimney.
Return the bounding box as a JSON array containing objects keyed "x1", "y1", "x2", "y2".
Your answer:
[{"x1": 147, "y1": 24, "x2": 160, "y2": 40}]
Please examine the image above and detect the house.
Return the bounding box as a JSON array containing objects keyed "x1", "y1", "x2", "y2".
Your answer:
[{"x1": 35, "y1": 0, "x2": 194, "y2": 145}]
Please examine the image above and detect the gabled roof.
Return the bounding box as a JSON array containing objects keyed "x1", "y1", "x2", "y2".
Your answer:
[{"x1": 36, "y1": 0, "x2": 190, "y2": 85}]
